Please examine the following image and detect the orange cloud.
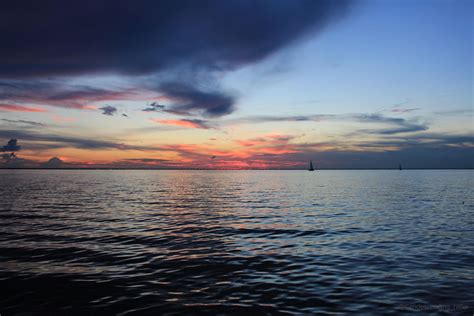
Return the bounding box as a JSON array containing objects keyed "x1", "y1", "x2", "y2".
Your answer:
[
  {"x1": 151, "y1": 118, "x2": 211, "y2": 129},
  {"x1": 258, "y1": 147, "x2": 299, "y2": 155},
  {"x1": 236, "y1": 137, "x2": 267, "y2": 147},
  {"x1": 0, "y1": 103, "x2": 47, "y2": 112},
  {"x1": 235, "y1": 134, "x2": 296, "y2": 147},
  {"x1": 82, "y1": 105, "x2": 98, "y2": 110}
]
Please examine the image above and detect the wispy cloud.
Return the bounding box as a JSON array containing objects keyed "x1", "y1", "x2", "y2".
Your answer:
[
  {"x1": 0, "y1": 130, "x2": 156, "y2": 151},
  {"x1": 235, "y1": 134, "x2": 297, "y2": 147},
  {"x1": 433, "y1": 108, "x2": 473, "y2": 116},
  {"x1": 352, "y1": 114, "x2": 428, "y2": 134},
  {"x1": 151, "y1": 118, "x2": 213, "y2": 129},
  {"x1": 1, "y1": 119, "x2": 45, "y2": 127},
  {"x1": 391, "y1": 108, "x2": 420, "y2": 113},
  {"x1": 0, "y1": 80, "x2": 142, "y2": 110},
  {"x1": 227, "y1": 113, "x2": 428, "y2": 135},
  {"x1": 0, "y1": 103, "x2": 46, "y2": 112}
]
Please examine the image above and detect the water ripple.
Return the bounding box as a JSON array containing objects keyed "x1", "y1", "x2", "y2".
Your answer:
[{"x1": 0, "y1": 170, "x2": 473, "y2": 315}]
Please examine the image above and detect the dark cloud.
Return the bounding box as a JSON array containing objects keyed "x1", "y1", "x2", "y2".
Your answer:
[
  {"x1": 0, "y1": 152, "x2": 33, "y2": 168},
  {"x1": 0, "y1": 80, "x2": 136, "y2": 109},
  {"x1": 230, "y1": 114, "x2": 330, "y2": 123},
  {"x1": 1, "y1": 139, "x2": 21, "y2": 152},
  {"x1": 289, "y1": 146, "x2": 474, "y2": 169},
  {"x1": 41, "y1": 157, "x2": 63, "y2": 168},
  {"x1": 254, "y1": 132, "x2": 474, "y2": 169},
  {"x1": 99, "y1": 106, "x2": 117, "y2": 116},
  {"x1": 0, "y1": 0, "x2": 352, "y2": 117},
  {"x1": 158, "y1": 82, "x2": 235, "y2": 117},
  {"x1": 142, "y1": 102, "x2": 165, "y2": 112},
  {"x1": 1, "y1": 152, "x2": 16, "y2": 163},
  {"x1": 390, "y1": 133, "x2": 474, "y2": 147},
  {"x1": 353, "y1": 114, "x2": 428, "y2": 134},
  {"x1": 227, "y1": 113, "x2": 428, "y2": 135},
  {"x1": 0, "y1": 1, "x2": 351, "y2": 78},
  {"x1": 0, "y1": 130, "x2": 155, "y2": 151},
  {"x1": 1, "y1": 119, "x2": 45, "y2": 127}
]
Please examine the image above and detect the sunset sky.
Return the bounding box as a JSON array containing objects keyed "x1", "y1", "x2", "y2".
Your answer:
[{"x1": 0, "y1": 0, "x2": 472, "y2": 169}]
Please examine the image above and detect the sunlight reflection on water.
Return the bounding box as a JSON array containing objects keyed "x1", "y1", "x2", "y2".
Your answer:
[{"x1": 0, "y1": 170, "x2": 473, "y2": 315}]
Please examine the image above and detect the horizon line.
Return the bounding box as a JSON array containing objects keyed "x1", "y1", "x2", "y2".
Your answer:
[{"x1": 1, "y1": 167, "x2": 472, "y2": 171}]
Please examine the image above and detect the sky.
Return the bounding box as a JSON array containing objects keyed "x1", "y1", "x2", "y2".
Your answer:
[{"x1": 0, "y1": 0, "x2": 472, "y2": 169}]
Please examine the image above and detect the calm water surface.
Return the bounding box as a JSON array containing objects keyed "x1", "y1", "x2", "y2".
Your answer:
[{"x1": 0, "y1": 170, "x2": 473, "y2": 315}]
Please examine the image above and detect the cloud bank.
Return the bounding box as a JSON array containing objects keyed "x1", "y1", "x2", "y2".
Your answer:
[{"x1": 0, "y1": 0, "x2": 352, "y2": 117}]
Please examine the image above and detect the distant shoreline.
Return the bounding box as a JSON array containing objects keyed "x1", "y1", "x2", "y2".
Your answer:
[{"x1": 1, "y1": 168, "x2": 472, "y2": 171}]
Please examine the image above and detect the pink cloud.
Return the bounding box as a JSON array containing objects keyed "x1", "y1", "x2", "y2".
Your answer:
[
  {"x1": 0, "y1": 103, "x2": 47, "y2": 112},
  {"x1": 236, "y1": 137, "x2": 267, "y2": 147},
  {"x1": 151, "y1": 118, "x2": 211, "y2": 129},
  {"x1": 235, "y1": 134, "x2": 297, "y2": 147}
]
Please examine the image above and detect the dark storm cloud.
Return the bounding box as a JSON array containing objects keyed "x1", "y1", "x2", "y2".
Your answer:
[
  {"x1": 99, "y1": 106, "x2": 118, "y2": 116},
  {"x1": 0, "y1": 0, "x2": 351, "y2": 78},
  {"x1": 0, "y1": 0, "x2": 352, "y2": 117},
  {"x1": 158, "y1": 82, "x2": 235, "y2": 117},
  {"x1": 1, "y1": 139, "x2": 21, "y2": 152}
]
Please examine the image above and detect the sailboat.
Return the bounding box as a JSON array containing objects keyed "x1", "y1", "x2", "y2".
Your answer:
[{"x1": 308, "y1": 160, "x2": 315, "y2": 171}]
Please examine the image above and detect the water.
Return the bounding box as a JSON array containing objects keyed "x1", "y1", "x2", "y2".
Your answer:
[{"x1": 0, "y1": 170, "x2": 472, "y2": 315}]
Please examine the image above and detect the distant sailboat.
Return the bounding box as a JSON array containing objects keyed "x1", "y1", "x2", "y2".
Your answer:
[
  {"x1": 399, "y1": 163, "x2": 402, "y2": 170},
  {"x1": 308, "y1": 160, "x2": 315, "y2": 171}
]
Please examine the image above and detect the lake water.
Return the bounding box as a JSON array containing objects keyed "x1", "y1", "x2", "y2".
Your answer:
[{"x1": 0, "y1": 170, "x2": 472, "y2": 315}]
